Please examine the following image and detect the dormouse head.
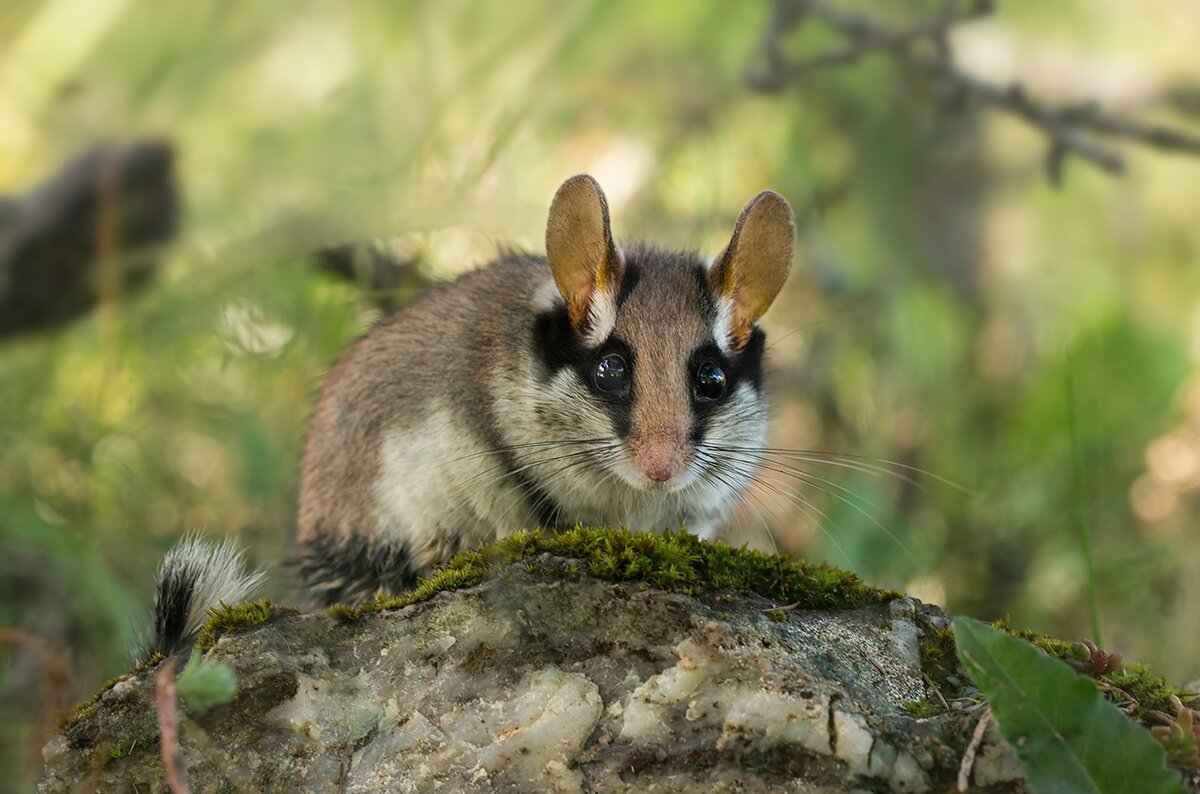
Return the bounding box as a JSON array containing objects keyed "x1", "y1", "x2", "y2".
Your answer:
[{"x1": 535, "y1": 174, "x2": 794, "y2": 494}]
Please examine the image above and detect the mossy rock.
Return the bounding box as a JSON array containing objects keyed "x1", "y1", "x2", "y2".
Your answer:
[{"x1": 45, "y1": 528, "x2": 1197, "y2": 792}]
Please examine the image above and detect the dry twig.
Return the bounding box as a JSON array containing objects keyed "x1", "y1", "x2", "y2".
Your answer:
[
  {"x1": 958, "y1": 706, "x2": 992, "y2": 791},
  {"x1": 747, "y1": 0, "x2": 1200, "y2": 184},
  {"x1": 921, "y1": 671, "x2": 950, "y2": 711},
  {"x1": 155, "y1": 659, "x2": 190, "y2": 794}
]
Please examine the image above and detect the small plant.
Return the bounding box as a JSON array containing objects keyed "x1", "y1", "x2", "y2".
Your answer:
[
  {"x1": 1151, "y1": 695, "x2": 1200, "y2": 772},
  {"x1": 1067, "y1": 639, "x2": 1123, "y2": 678},
  {"x1": 954, "y1": 617, "x2": 1184, "y2": 793},
  {"x1": 175, "y1": 652, "x2": 238, "y2": 715}
]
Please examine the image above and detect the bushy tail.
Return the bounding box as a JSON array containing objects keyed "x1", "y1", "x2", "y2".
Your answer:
[{"x1": 151, "y1": 535, "x2": 265, "y2": 656}]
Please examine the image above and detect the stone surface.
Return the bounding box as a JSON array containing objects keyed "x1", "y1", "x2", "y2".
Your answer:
[{"x1": 42, "y1": 556, "x2": 1025, "y2": 792}]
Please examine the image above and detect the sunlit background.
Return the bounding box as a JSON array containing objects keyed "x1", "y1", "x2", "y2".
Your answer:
[{"x1": 2, "y1": 0, "x2": 1200, "y2": 786}]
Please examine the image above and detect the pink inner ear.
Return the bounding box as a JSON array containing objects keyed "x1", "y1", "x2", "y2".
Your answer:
[
  {"x1": 564, "y1": 276, "x2": 596, "y2": 331},
  {"x1": 727, "y1": 301, "x2": 756, "y2": 352},
  {"x1": 712, "y1": 190, "x2": 794, "y2": 350},
  {"x1": 708, "y1": 253, "x2": 754, "y2": 351}
]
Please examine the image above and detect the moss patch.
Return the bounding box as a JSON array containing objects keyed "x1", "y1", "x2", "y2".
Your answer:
[
  {"x1": 765, "y1": 609, "x2": 788, "y2": 623},
  {"x1": 195, "y1": 598, "x2": 299, "y2": 651},
  {"x1": 900, "y1": 699, "x2": 944, "y2": 719},
  {"x1": 1106, "y1": 663, "x2": 1187, "y2": 718},
  {"x1": 911, "y1": 616, "x2": 1189, "y2": 734},
  {"x1": 105, "y1": 737, "x2": 151, "y2": 763},
  {"x1": 917, "y1": 624, "x2": 961, "y2": 696},
  {"x1": 990, "y1": 619, "x2": 1185, "y2": 719},
  {"x1": 992, "y1": 618, "x2": 1074, "y2": 659},
  {"x1": 328, "y1": 527, "x2": 901, "y2": 621}
]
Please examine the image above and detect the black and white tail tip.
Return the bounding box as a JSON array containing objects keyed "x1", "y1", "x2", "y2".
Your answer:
[{"x1": 151, "y1": 535, "x2": 265, "y2": 656}]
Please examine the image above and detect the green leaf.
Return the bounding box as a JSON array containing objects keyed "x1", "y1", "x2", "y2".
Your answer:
[
  {"x1": 176, "y1": 652, "x2": 238, "y2": 716},
  {"x1": 953, "y1": 618, "x2": 1184, "y2": 794}
]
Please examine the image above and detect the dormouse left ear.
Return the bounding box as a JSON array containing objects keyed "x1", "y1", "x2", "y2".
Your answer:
[{"x1": 708, "y1": 190, "x2": 795, "y2": 352}]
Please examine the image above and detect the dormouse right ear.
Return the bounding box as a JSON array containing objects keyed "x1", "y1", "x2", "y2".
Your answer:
[
  {"x1": 708, "y1": 190, "x2": 795, "y2": 352},
  {"x1": 545, "y1": 174, "x2": 623, "y2": 341}
]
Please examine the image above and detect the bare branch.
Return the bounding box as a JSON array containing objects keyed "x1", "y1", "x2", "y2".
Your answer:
[
  {"x1": 748, "y1": 0, "x2": 991, "y2": 85},
  {"x1": 155, "y1": 659, "x2": 191, "y2": 794},
  {"x1": 747, "y1": 0, "x2": 1200, "y2": 183},
  {"x1": 957, "y1": 706, "x2": 992, "y2": 791}
]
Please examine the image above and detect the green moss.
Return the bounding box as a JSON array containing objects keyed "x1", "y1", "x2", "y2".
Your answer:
[
  {"x1": 914, "y1": 618, "x2": 1186, "y2": 731},
  {"x1": 766, "y1": 609, "x2": 788, "y2": 623},
  {"x1": 986, "y1": 618, "x2": 1183, "y2": 720},
  {"x1": 900, "y1": 699, "x2": 944, "y2": 719},
  {"x1": 326, "y1": 602, "x2": 359, "y2": 621},
  {"x1": 1108, "y1": 662, "x2": 1185, "y2": 717},
  {"x1": 917, "y1": 624, "x2": 960, "y2": 696},
  {"x1": 104, "y1": 737, "x2": 150, "y2": 763},
  {"x1": 328, "y1": 526, "x2": 900, "y2": 621},
  {"x1": 195, "y1": 599, "x2": 298, "y2": 651},
  {"x1": 991, "y1": 618, "x2": 1074, "y2": 659},
  {"x1": 57, "y1": 652, "x2": 165, "y2": 731}
]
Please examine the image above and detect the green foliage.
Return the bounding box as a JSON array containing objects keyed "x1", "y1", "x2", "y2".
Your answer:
[
  {"x1": 954, "y1": 617, "x2": 1184, "y2": 794},
  {"x1": 176, "y1": 652, "x2": 238, "y2": 715},
  {"x1": 329, "y1": 527, "x2": 899, "y2": 621},
  {"x1": 992, "y1": 618, "x2": 1184, "y2": 720}
]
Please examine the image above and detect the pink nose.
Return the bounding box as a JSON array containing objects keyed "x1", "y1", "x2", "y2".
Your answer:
[{"x1": 639, "y1": 443, "x2": 681, "y2": 482}]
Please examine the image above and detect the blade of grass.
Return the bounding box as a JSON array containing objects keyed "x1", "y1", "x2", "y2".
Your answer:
[{"x1": 1065, "y1": 351, "x2": 1102, "y2": 646}]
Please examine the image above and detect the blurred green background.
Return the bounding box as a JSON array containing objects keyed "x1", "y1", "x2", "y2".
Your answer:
[{"x1": 2, "y1": 0, "x2": 1200, "y2": 786}]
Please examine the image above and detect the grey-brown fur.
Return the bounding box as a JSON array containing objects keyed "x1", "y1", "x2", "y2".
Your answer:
[{"x1": 296, "y1": 253, "x2": 569, "y2": 603}]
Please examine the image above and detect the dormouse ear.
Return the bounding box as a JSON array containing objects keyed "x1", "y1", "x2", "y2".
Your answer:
[
  {"x1": 545, "y1": 174, "x2": 623, "y2": 339},
  {"x1": 708, "y1": 190, "x2": 795, "y2": 352}
]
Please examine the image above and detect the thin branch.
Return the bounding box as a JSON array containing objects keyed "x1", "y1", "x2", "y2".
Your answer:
[
  {"x1": 155, "y1": 659, "x2": 190, "y2": 794},
  {"x1": 957, "y1": 706, "x2": 992, "y2": 791},
  {"x1": 747, "y1": 0, "x2": 1200, "y2": 183},
  {"x1": 748, "y1": 0, "x2": 991, "y2": 83}
]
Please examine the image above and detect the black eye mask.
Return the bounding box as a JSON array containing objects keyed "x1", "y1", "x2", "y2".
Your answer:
[
  {"x1": 594, "y1": 352, "x2": 629, "y2": 394},
  {"x1": 687, "y1": 331, "x2": 766, "y2": 443}
]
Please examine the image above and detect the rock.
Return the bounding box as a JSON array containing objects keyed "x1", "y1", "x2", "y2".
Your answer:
[{"x1": 40, "y1": 550, "x2": 1029, "y2": 793}]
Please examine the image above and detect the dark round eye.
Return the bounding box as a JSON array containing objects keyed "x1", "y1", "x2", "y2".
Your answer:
[
  {"x1": 594, "y1": 353, "x2": 628, "y2": 393},
  {"x1": 696, "y1": 361, "x2": 727, "y2": 400}
]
